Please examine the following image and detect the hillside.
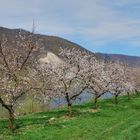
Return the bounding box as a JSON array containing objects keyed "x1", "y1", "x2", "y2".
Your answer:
[
  {"x1": 0, "y1": 27, "x2": 85, "y2": 55},
  {"x1": 0, "y1": 27, "x2": 140, "y2": 67},
  {"x1": 0, "y1": 94, "x2": 140, "y2": 140},
  {"x1": 96, "y1": 53, "x2": 140, "y2": 67}
]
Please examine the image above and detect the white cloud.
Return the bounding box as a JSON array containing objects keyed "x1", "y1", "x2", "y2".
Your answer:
[{"x1": 0, "y1": 0, "x2": 140, "y2": 48}]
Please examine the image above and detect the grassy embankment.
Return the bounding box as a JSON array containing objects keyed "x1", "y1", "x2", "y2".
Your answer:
[{"x1": 0, "y1": 94, "x2": 140, "y2": 140}]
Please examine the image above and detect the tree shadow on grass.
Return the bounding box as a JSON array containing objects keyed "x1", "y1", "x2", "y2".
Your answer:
[
  {"x1": 15, "y1": 110, "x2": 67, "y2": 128},
  {"x1": 131, "y1": 104, "x2": 140, "y2": 110},
  {"x1": 1, "y1": 109, "x2": 82, "y2": 131},
  {"x1": 0, "y1": 119, "x2": 9, "y2": 129}
]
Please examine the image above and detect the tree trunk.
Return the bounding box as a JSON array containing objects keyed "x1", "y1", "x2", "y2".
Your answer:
[
  {"x1": 8, "y1": 108, "x2": 14, "y2": 131},
  {"x1": 31, "y1": 99, "x2": 34, "y2": 113},
  {"x1": 68, "y1": 103, "x2": 72, "y2": 116},
  {"x1": 41, "y1": 102, "x2": 45, "y2": 112},
  {"x1": 114, "y1": 95, "x2": 118, "y2": 104},
  {"x1": 65, "y1": 93, "x2": 72, "y2": 116},
  {"x1": 127, "y1": 92, "x2": 130, "y2": 100},
  {"x1": 135, "y1": 90, "x2": 139, "y2": 95},
  {"x1": 94, "y1": 96, "x2": 98, "y2": 109},
  {"x1": 0, "y1": 99, "x2": 15, "y2": 131}
]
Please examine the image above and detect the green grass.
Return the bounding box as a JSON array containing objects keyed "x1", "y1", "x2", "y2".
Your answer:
[{"x1": 0, "y1": 94, "x2": 140, "y2": 140}]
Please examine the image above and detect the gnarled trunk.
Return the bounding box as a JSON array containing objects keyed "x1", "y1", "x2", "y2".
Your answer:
[
  {"x1": 0, "y1": 98, "x2": 15, "y2": 131},
  {"x1": 8, "y1": 107, "x2": 14, "y2": 131},
  {"x1": 65, "y1": 93, "x2": 72, "y2": 116}
]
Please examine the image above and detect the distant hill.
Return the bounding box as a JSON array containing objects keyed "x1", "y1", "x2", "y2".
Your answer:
[
  {"x1": 0, "y1": 26, "x2": 85, "y2": 54},
  {"x1": 96, "y1": 53, "x2": 140, "y2": 67},
  {"x1": 0, "y1": 26, "x2": 140, "y2": 67}
]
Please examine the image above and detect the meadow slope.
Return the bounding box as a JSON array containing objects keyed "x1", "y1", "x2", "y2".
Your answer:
[{"x1": 0, "y1": 94, "x2": 140, "y2": 140}]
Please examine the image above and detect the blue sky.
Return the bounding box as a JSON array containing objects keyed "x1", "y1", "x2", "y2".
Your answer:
[{"x1": 0, "y1": 0, "x2": 140, "y2": 56}]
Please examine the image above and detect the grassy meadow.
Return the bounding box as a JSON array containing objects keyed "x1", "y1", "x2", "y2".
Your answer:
[{"x1": 0, "y1": 94, "x2": 140, "y2": 140}]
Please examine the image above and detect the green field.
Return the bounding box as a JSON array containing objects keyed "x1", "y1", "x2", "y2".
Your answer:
[{"x1": 0, "y1": 94, "x2": 140, "y2": 140}]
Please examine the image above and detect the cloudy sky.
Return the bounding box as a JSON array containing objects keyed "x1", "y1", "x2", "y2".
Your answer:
[{"x1": 0, "y1": 0, "x2": 140, "y2": 56}]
